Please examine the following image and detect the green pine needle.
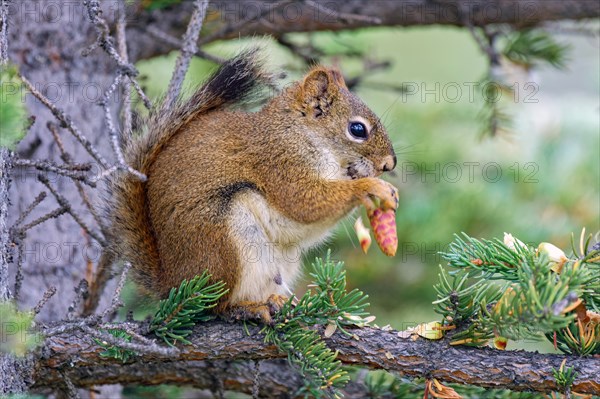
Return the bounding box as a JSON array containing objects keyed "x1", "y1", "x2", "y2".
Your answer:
[
  {"x1": 438, "y1": 233, "x2": 598, "y2": 351},
  {"x1": 264, "y1": 251, "x2": 373, "y2": 398},
  {"x1": 94, "y1": 330, "x2": 135, "y2": 363},
  {"x1": 150, "y1": 272, "x2": 228, "y2": 346},
  {"x1": 553, "y1": 362, "x2": 578, "y2": 390},
  {"x1": 503, "y1": 29, "x2": 570, "y2": 69}
]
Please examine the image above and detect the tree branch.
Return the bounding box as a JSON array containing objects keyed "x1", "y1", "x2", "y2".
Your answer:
[
  {"x1": 0, "y1": 0, "x2": 8, "y2": 65},
  {"x1": 32, "y1": 321, "x2": 600, "y2": 395},
  {"x1": 0, "y1": 148, "x2": 12, "y2": 301},
  {"x1": 126, "y1": 0, "x2": 600, "y2": 61},
  {"x1": 162, "y1": 0, "x2": 209, "y2": 110}
]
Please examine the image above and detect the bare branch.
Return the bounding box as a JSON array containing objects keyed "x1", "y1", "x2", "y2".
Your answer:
[
  {"x1": 14, "y1": 159, "x2": 95, "y2": 187},
  {"x1": 0, "y1": 148, "x2": 13, "y2": 301},
  {"x1": 82, "y1": 0, "x2": 136, "y2": 76},
  {"x1": 146, "y1": 25, "x2": 225, "y2": 64},
  {"x1": 20, "y1": 75, "x2": 109, "y2": 168},
  {"x1": 127, "y1": 0, "x2": 599, "y2": 57},
  {"x1": 12, "y1": 236, "x2": 24, "y2": 301},
  {"x1": 197, "y1": 0, "x2": 295, "y2": 46},
  {"x1": 0, "y1": 0, "x2": 8, "y2": 65},
  {"x1": 81, "y1": 325, "x2": 180, "y2": 358},
  {"x1": 128, "y1": 77, "x2": 153, "y2": 110},
  {"x1": 17, "y1": 207, "x2": 67, "y2": 234},
  {"x1": 13, "y1": 191, "x2": 47, "y2": 228},
  {"x1": 38, "y1": 175, "x2": 106, "y2": 246},
  {"x1": 303, "y1": 0, "x2": 382, "y2": 25},
  {"x1": 162, "y1": 0, "x2": 209, "y2": 110},
  {"x1": 47, "y1": 123, "x2": 106, "y2": 233},
  {"x1": 33, "y1": 286, "x2": 57, "y2": 315},
  {"x1": 251, "y1": 360, "x2": 261, "y2": 399},
  {"x1": 33, "y1": 321, "x2": 600, "y2": 395},
  {"x1": 83, "y1": 0, "x2": 152, "y2": 136},
  {"x1": 66, "y1": 279, "x2": 89, "y2": 320},
  {"x1": 462, "y1": 11, "x2": 501, "y2": 66},
  {"x1": 116, "y1": 3, "x2": 133, "y2": 139},
  {"x1": 99, "y1": 73, "x2": 147, "y2": 182},
  {"x1": 100, "y1": 262, "x2": 131, "y2": 321},
  {"x1": 83, "y1": 0, "x2": 153, "y2": 111},
  {"x1": 60, "y1": 371, "x2": 79, "y2": 399}
]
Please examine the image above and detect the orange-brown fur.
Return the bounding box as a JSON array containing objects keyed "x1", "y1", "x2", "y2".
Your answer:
[{"x1": 101, "y1": 51, "x2": 397, "y2": 318}]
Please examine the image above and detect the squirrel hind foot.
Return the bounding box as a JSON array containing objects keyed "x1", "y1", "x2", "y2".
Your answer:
[{"x1": 225, "y1": 294, "x2": 289, "y2": 325}]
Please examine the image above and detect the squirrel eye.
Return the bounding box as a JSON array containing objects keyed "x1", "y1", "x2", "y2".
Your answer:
[{"x1": 348, "y1": 122, "x2": 368, "y2": 140}]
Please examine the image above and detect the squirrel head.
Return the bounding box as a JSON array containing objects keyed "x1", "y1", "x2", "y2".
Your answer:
[{"x1": 281, "y1": 66, "x2": 396, "y2": 180}]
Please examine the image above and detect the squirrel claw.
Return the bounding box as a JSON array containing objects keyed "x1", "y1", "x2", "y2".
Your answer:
[
  {"x1": 267, "y1": 294, "x2": 288, "y2": 315},
  {"x1": 226, "y1": 294, "x2": 289, "y2": 325},
  {"x1": 361, "y1": 178, "x2": 399, "y2": 212}
]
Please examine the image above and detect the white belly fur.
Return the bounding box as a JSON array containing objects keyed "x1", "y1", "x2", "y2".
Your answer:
[{"x1": 227, "y1": 191, "x2": 337, "y2": 303}]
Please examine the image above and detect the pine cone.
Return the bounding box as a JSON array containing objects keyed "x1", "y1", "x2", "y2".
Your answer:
[{"x1": 367, "y1": 208, "x2": 397, "y2": 257}]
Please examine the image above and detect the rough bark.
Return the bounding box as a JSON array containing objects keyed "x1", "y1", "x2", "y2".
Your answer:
[
  {"x1": 0, "y1": 148, "x2": 12, "y2": 301},
  {"x1": 0, "y1": 149, "x2": 34, "y2": 397},
  {"x1": 3, "y1": 0, "x2": 599, "y2": 397},
  {"x1": 32, "y1": 321, "x2": 600, "y2": 396},
  {"x1": 121, "y1": 0, "x2": 600, "y2": 61}
]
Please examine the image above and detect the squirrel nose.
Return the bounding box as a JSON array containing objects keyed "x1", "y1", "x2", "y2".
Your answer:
[{"x1": 381, "y1": 155, "x2": 397, "y2": 172}]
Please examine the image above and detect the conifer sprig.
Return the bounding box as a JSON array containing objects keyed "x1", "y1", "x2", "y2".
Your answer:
[
  {"x1": 150, "y1": 272, "x2": 228, "y2": 346},
  {"x1": 94, "y1": 329, "x2": 135, "y2": 363},
  {"x1": 437, "y1": 233, "x2": 599, "y2": 353},
  {"x1": 265, "y1": 251, "x2": 373, "y2": 398},
  {"x1": 502, "y1": 29, "x2": 570, "y2": 69}
]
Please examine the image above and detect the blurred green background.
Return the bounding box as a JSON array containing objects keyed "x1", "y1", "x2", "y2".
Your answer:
[{"x1": 134, "y1": 26, "x2": 599, "y2": 347}]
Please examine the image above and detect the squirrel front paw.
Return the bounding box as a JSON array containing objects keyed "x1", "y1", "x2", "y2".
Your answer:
[
  {"x1": 359, "y1": 178, "x2": 399, "y2": 212},
  {"x1": 226, "y1": 294, "x2": 289, "y2": 324}
]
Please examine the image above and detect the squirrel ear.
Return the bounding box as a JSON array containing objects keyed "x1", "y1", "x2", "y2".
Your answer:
[{"x1": 298, "y1": 67, "x2": 347, "y2": 117}]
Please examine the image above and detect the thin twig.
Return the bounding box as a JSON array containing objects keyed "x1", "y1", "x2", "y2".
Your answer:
[
  {"x1": 38, "y1": 175, "x2": 106, "y2": 246},
  {"x1": 252, "y1": 360, "x2": 261, "y2": 399},
  {"x1": 14, "y1": 158, "x2": 95, "y2": 186},
  {"x1": 13, "y1": 191, "x2": 47, "y2": 227},
  {"x1": 129, "y1": 77, "x2": 153, "y2": 110},
  {"x1": 44, "y1": 315, "x2": 100, "y2": 337},
  {"x1": 99, "y1": 74, "x2": 147, "y2": 182},
  {"x1": 47, "y1": 122, "x2": 106, "y2": 233},
  {"x1": 67, "y1": 279, "x2": 89, "y2": 320},
  {"x1": 0, "y1": 148, "x2": 13, "y2": 301},
  {"x1": 14, "y1": 159, "x2": 91, "y2": 172},
  {"x1": 116, "y1": 3, "x2": 133, "y2": 138},
  {"x1": 17, "y1": 207, "x2": 68, "y2": 234},
  {"x1": 20, "y1": 75, "x2": 109, "y2": 168},
  {"x1": 61, "y1": 371, "x2": 80, "y2": 399},
  {"x1": 303, "y1": 0, "x2": 382, "y2": 24},
  {"x1": 33, "y1": 286, "x2": 57, "y2": 315},
  {"x1": 460, "y1": 7, "x2": 500, "y2": 65},
  {"x1": 83, "y1": 325, "x2": 180, "y2": 357},
  {"x1": 198, "y1": 0, "x2": 295, "y2": 46},
  {"x1": 162, "y1": 0, "x2": 209, "y2": 110},
  {"x1": 13, "y1": 235, "x2": 24, "y2": 301},
  {"x1": 83, "y1": 0, "x2": 147, "y2": 182},
  {"x1": 83, "y1": 0, "x2": 151, "y2": 112},
  {"x1": 101, "y1": 262, "x2": 131, "y2": 320},
  {"x1": 82, "y1": 0, "x2": 136, "y2": 76},
  {"x1": 277, "y1": 35, "x2": 321, "y2": 65},
  {"x1": 0, "y1": 0, "x2": 8, "y2": 65},
  {"x1": 146, "y1": 25, "x2": 224, "y2": 64},
  {"x1": 99, "y1": 322, "x2": 156, "y2": 346}
]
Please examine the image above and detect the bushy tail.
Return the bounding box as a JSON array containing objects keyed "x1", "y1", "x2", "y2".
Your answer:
[{"x1": 106, "y1": 50, "x2": 273, "y2": 296}]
